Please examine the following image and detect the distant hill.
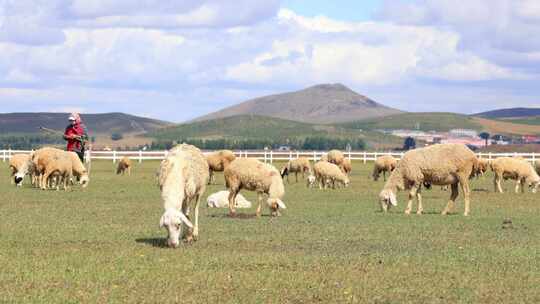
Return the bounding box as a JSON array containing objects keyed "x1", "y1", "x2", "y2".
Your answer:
[
  {"x1": 194, "y1": 83, "x2": 402, "y2": 124},
  {"x1": 474, "y1": 107, "x2": 540, "y2": 118},
  {"x1": 339, "y1": 112, "x2": 483, "y2": 132},
  {"x1": 0, "y1": 112, "x2": 172, "y2": 135},
  {"x1": 148, "y1": 114, "x2": 403, "y2": 149}
]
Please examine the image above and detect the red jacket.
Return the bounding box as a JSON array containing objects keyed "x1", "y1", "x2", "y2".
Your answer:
[{"x1": 64, "y1": 123, "x2": 86, "y2": 152}]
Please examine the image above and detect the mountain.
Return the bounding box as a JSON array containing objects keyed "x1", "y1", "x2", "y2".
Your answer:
[
  {"x1": 339, "y1": 112, "x2": 483, "y2": 132},
  {"x1": 474, "y1": 107, "x2": 540, "y2": 118},
  {"x1": 194, "y1": 83, "x2": 402, "y2": 124},
  {"x1": 0, "y1": 112, "x2": 172, "y2": 135},
  {"x1": 148, "y1": 114, "x2": 403, "y2": 149}
]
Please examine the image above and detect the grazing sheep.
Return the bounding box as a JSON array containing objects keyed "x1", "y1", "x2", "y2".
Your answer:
[
  {"x1": 9, "y1": 154, "x2": 30, "y2": 186},
  {"x1": 280, "y1": 157, "x2": 312, "y2": 183},
  {"x1": 342, "y1": 158, "x2": 352, "y2": 175},
  {"x1": 490, "y1": 157, "x2": 539, "y2": 193},
  {"x1": 372, "y1": 155, "x2": 398, "y2": 181},
  {"x1": 159, "y1": 144, "x2": 209, "y2": 248},
  {"x1": 66, "y1": 151, "x2": 89, "y2": 188},
  {"x1": 327, "y1": 149, "x2": 345, "y2": 168},
  {"x1": 41, "y1": 152, "x2": 73, "y2": 191},
  {"x1": 207, "y1": 191, "x2": 252, "y2": 208},
  {"x1": 205, "y1": 150, "x2": 236, "y2": 184},
  {"x1": 313, "y1": 161, "x2": 350, "y2": 189},
  {"x1": 379, "y1": 144, "x2": 478, "y2": 216},
  {"x1": 475, "y1": 158, "x2": 490, "y2": 177},
  {"x1": 116, "y1": 156, "x2": 132, "y2": 176},
  {"x1": 30, "y1": 147, "x2": 88, "y2": 190},
  {"x1": 224, "y1": 158, "x2": 286, "y2": 217}
]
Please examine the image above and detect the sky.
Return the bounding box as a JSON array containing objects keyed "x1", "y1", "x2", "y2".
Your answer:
[{"x1": 0, "y1": 0, "x2": 539, "y2": 122}]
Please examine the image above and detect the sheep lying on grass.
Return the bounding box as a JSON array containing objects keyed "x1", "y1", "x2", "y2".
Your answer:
[
  {"x1": 372, "y1": 155, "x2": 398, "y2": 181},
  {"x1": 159, "y1": 144, "x2": 209, "y2": 247},
  {"x1": 224, "y1": 158, "x2": 286, "y2": 217},
  {"x1": 116, "y1": 156, "x2": 132, "y2": 176},
  {"x1": 379, "y1": 143, "x2": 478, "y2": 216},
  {"x1": 206, "y1": 150, "x2": 236, "y2": 184},
  {"x1": 207, "y1": 190, "x2": 252, "y2": 208},
  {"x1": 280, "y1": 157, "x2": 311, "y2": 183},
  {"x1": 313, "y1": 161, "x2": 350, "y2": 189},
  {"x1": 490, "y1": 157, "x2": 539, "y2": 193}
]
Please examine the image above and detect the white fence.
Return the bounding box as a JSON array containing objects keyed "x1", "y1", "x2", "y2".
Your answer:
[{"x1": 1, "y1": 149, "x2": 538, "y2": 164}]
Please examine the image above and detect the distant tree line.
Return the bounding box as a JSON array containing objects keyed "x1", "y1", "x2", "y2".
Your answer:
[
  {"x1": 147, "y1": 136, "x2": 366, "y2": 151},
  {"x1": 0, "y1": 134, "x2": 64, "y2": 150}
]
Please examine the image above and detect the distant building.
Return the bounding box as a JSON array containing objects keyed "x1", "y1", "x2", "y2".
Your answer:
[{"x1": 449, "y1": 129, "x2": 478, "y2": 138}]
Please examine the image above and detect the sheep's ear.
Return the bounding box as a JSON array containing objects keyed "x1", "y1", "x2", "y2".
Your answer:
[
  {"x1": 177, "y1": 213, "x2": 193, "y2": 228},
  {"x1": 389, "y1": 192, "x2": 398, "y2": 206}
]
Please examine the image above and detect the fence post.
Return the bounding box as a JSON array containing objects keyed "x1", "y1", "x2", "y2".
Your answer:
[
  {"x1": 2, "y1": 150, "x2": 5, "y2": 162},
  {"x1": 313, "y1": 151, "x2": 316, "y2": 161},
  {"x1": 297, "y1": 151, "x2": 299, "y2": 159},
  {"x1": 289, "y1": 151, "x2": 292, "y2": 161},
  {"x1": 113, "y1": 150, "x2": 117, "y2": 163},
  {"x1": 139, "y1": 150, "x2": 143, "y2": 163},
  {"x1": 270, "y1": 150, "x2": 273, "y2": 163},
  {"x1": 363, "y1": 151, "x2": 367, "y2": 164},
  {"x1": 264, "y1": 150, "x2": 267, "y2": 163}
]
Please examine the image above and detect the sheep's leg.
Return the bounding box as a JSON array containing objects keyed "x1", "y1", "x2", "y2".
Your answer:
[
  {"x1": 405, "y1": 185, "x2": 419, "y2": 215},
  {"x1": 128, "y1": 167, "x2": 131, "y2": 176},
  {"x1": 442, "y1": 183, "x2": 459, "y2": 215},
  {"x1": 494, "y1": 174, "x2": 504, "y2": 193},
  {"x1": 295, "y1": 172, "x2": 298, "y2": 183},
  {"x1": 416, "y1": 187, "x2": 423, "y2": 215},
  {"x1": 383, "y1": 171, "x2": 386, "y2": 181},
  {"x1": 228, "y1": 190, "x2": 237, "y2": 216},
  {"x1": 192, "y1": 195, "x2": 200, "y2": 241},
  {"x1": 41, "y1": 171, "x2": 52, "y2": 190},
  {"x1": 460, "y1": 178, "x2": 471, "y2": 216},
  {"x1": 256, "y1": 193, "x2": 263, "y2": 217}
]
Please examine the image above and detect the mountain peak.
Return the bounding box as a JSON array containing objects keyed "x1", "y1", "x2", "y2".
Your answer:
[{"x1": 193, "y1": 83, "x2": 402, "y2": 124}]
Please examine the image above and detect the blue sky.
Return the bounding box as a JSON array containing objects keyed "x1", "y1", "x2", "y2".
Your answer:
[
  {"x1": 282, "y1": 0, "x2": 381, "y2": 21},
  {"x1": 0, "y1": 0, "x2": 538, "y2": 122}
]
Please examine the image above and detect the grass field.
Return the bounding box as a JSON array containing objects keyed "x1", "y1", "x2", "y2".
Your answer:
[{"x1": 1, "y1": 160, "x2": 540, "y2": 303}]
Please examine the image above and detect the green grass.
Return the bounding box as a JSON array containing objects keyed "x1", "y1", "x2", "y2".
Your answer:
[
  {"x1": 1, "y1": 160, "x2": 540, "y2": 303},
  {"x1": 500, "y1": 116, "x2": 540, "y2": 126},
  {"x1": 339, "y1": 112, "x2": 484, "y2": 132}
]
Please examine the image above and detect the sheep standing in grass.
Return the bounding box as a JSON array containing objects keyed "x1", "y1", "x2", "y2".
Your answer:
[
  {"x1": 41, "y1": 152, "x2": 73, "y2": 191},
  {"x1": 306, "y1": 174, "x2": 316, "y2": 188},
  {"x1": 490, "y1": 157, "x2": 539, "y2": 193},
  {"x1": 205, "y1": 150, "x2": 236, "y2": 184},
  {"x1": 379, "y1": 144, "x2": 478, "y2": 216},
  {"x1": 342, "y1": 158, "x2": 352, "y2": 175},
  {"x1": 9, "y1": 154, "x2": 31, "y2": 186},
  {"x1": 327, "y1": 149, "x2": 345, "y2": 169},
  {"x1": 207, "y1": 191, "x2": 252, "y2": 208},
  {"x1": 372, "y1": 155, "x2": 398, "y2": 181},
  {"x1": 159, "y1": 144, "x2": 209, "y2": 247},
  {"x1": 313, "y1": 161, "x2": 350, "y2": 189},
  {"x1": 30, "y1": 147, "x2": 88, "y2": 190},
  {"x1": 66, "y1": 151, "x2": 89, "y2": 188},
  {"x1": 224, "y1": 158, "x2": 286, "y2": 217},
  {"x1": 280, "y1": 157, "x2": 311, "y2": 183},
  {"x1": 116, "y1": 156, "x2": 132, "y2": 176},
  {"x1": 475, "y1": 158, "x2": 490, "y2": 177}
]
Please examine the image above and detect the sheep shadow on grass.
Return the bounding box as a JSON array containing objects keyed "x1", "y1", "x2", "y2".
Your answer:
[{"x1": 135, "y1": 237, "x2": 168, "y2": 248}]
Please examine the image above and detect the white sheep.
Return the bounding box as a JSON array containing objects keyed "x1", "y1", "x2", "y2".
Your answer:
[
  {"x1": 207, "y1": 191, "x2": 252, "y2": 208},
  {"x1": 280, "y1": 157, "x2": 312, "y2": 183},
  {"x1": 327, "y1": 149, "x2": 346, "y2": 170},
  {"x1": 490, "y1": 157, "x2": 539, "y2": 193},
  {"x1": 30, "y1": 147, "x2": 88, "y2": 190},
  {"x1": 159, "y1": 144, "x2": 209, "y2": 248},
  {"x1": 372, "y1": 155, "x2": 398, "y2": 181},
  {"x1": 224, "y1": 158, "x2": 286, "y2": 217},
  {"x1": 205, "y1": 150, "x2": 236, "y2": 184},
  {"x1": 9, "y1": 154, "x2": 31, "y2": 186},
  {"x1": 379, "y1": 143, "x2": 478, "y2": 216},
  {"x1": 306, "y1": 174, "x2": 317, "y2": 188},
  {"x1": 313, "y1": 161, "x2": 350, "y2": 189}
]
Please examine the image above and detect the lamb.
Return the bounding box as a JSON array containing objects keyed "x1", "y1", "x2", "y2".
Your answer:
[
  {"x1": 205, "y1": 150, "x2": 236, "y2": 184},
  {"x1": 66, "y1": 151, "x2": 90, "y2": 188},
  {"x1": 207, "y1": 191, "x2": 252, "y2": 208},
  {"x1": 372, "y1": 155, "x2": 398, "y2": 181},
  {"x1": 116, "y1": 156, "x2": 132, "y2": 176},
  {"x1": 306, "y1": 174, "x2": 317, "y2": 188},
  {"x1": 224, "y1": 158, "x2": 286, "y2": 217},
  {"x1": 313, "y1": 161, "x2": 350, "y2": 189},
  {"x1": 9, "y1": 154, "x2": 30, "y2": 186},
  {"x1": 490, "y1": 157, "x2": 539, "y2": 193},
  {"x1": 280, "y1": 157, "x2": 312, "y2": 183},
  {"x1": 379, "y1": 143, "x2": 478, "y2": 216},
  {"x1": 158, "y1": 144, "x2": 209, "y2": 248}
]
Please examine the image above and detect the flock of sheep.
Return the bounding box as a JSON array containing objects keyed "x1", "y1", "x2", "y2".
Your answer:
[{"x1": 7, "y1": 143, "x2": 540, "y2": 248}]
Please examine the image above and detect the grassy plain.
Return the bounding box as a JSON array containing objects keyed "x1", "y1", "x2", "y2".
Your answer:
[{"x1": 0, "y1": 160, "x2": 539, "y2": 303}]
